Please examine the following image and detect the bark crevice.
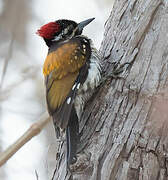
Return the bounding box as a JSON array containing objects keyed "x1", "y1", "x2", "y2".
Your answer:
[{"x1": 52, "y1": 1, "x2": 168, "y2": 179}]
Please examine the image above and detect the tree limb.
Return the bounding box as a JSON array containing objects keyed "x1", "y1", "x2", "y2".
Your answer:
[
  {"x1": 52, "y1": 0, "x2": 168, "y2": 179},
  {"x1": 0, "y1": 111, "x2": 50, "y2": 167}
]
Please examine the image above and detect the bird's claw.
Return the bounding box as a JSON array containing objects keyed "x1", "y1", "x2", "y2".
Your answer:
[
  {"x1": 110, "y1": 61, "x2": 131, "y2": 76},
  {"x1": 100, "y1": 61, "x2": 132, "y2": 85}
]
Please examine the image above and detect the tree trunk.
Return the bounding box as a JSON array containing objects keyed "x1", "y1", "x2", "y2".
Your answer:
[{"x1": 52, "y1": 0, "x2": 168, "y2": 179}]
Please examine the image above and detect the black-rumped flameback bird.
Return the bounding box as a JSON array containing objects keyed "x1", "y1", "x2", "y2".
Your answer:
[{"x1": 37, "y1": 18, "x2": 102, "y2": 166}]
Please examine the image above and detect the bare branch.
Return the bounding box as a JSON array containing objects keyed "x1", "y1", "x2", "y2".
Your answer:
[
  {"x1": 35, "y1": 170, "x2": 39, "y2": 180},
  {"x1": 0, "y1": 111, "x2": 51, "y2": 167}
]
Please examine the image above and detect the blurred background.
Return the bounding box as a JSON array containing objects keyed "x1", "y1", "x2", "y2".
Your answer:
[{"x1": 0, "y1": 0, "x2": 114, "y2": 179}]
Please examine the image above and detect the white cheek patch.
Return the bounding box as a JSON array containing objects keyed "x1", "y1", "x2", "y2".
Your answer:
[{"x1": 52, "y1": 34, "x2": 62, "y2": 41}]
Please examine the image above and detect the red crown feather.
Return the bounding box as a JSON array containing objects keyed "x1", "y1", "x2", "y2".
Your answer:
[{"x1": 37, "y1": 22, "x2": 60, "y2": 39}]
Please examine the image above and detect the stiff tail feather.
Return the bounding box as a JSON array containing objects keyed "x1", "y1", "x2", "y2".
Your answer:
[{"x1": 66, "y1": 106, "x2": 79, "y2": 166}]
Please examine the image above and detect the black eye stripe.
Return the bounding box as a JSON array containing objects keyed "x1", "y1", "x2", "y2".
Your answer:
[{"x1": 56, "y1": 19, "x2": 78, "y2": 32}]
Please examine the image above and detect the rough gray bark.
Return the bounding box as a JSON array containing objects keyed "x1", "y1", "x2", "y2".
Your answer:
[{"x1": 53, "y1": 0, "x2": 168, "y2": 179}]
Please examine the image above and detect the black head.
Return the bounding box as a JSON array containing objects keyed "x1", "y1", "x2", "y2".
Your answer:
[{"x1": 37, "y1": 18, "x2": 95, "y2": 47}]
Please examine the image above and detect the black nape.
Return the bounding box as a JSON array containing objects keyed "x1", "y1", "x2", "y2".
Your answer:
[{"x1": 44, "y1": 38, "x2": 53, "y2": 47}]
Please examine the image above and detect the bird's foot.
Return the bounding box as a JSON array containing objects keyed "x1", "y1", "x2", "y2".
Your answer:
[
  {"x1": 100, "y1": 61, "x2": 132, "y2": 85},
  {"x1": 108, "y1": 61, "x2": 131, "y2": 78}
]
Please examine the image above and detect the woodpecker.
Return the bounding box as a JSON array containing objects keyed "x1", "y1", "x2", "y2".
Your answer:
[{"x1": 37, "y1": 18, "x2": 102, "y2": 166}]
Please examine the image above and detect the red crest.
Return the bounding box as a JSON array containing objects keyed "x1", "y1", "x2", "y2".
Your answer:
[{"x1": 37, "y1": 22, "x2": 60, "y2": 39}]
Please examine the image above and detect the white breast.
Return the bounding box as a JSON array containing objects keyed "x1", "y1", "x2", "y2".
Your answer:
[{"x1": 74, "y1": 47, "x2": 102, "y2": 119}]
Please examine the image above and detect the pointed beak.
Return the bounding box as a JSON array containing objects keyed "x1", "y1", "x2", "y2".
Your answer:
[{"x1": 78, "y1": 18, "x2": 95, "y2": 31}]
